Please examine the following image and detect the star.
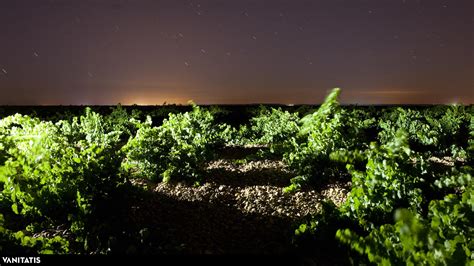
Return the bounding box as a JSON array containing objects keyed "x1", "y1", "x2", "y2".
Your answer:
[
  {"x1": 184, "y1": 62, "x2": 190, "y2": 67},
  {"x1": 33, "y1": 52, "x2": 39, "y2": 57},
  {"x1": 171, "y1": 33, "x2": 185, "y2": 41},
  {"x1": 1, "y1": 68, "x2": 7, "y2": 74}
]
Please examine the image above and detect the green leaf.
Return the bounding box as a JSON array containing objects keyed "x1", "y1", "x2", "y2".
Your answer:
[{"x1": 11, "y1": 203, "x2": 18, "y2": 214}]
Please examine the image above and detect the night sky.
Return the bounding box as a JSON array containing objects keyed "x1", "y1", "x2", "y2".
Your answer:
[{"x1": 0, "y1": 0, "x2": 472, "y2": 105}]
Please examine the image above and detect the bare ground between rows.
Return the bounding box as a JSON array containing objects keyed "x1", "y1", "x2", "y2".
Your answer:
[
  {"x1": 123, "y1": 147, "x2": 462, "y2": 255},
  {"x1": 126, "y1": 146, "x2": 350, "y2": 255}
]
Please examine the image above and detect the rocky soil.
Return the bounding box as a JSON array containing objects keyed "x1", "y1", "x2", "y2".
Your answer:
[{"x1": 126, "y1": 145, "x2": 350, "y2": 255}]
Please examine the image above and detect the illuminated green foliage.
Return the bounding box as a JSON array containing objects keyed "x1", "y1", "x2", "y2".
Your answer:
[
  {"x1": 0, "y1": 109, "x2": 126, "y2": 254},
  {"x1": 122, "y1": 104, "x2": 231, "y2": 183},
  {"x1": 283, "y1": 88, "x2": 375, "y2": 191},
  {"x1": 247, "y1": 107, "x2": 300, "y2": 153},
  {"x1": 0, "y1": 100, "x2": 472, "y2": 260},
  {"x1": 337, "y1": 173, "x2": 473, "y2": 265},
  {"x1": 288, "y1": 93, "x2": 473, "y2": 264},
  {"x1": 378, "y1": 105, "x2": 470, "y2": 159}
]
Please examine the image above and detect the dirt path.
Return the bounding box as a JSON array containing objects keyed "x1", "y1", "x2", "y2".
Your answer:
[{"x1": 126, "y1": 146, "x2": 350, "y2": 255}]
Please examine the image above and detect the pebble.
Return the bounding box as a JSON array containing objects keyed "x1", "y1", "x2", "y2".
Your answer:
[{"x1": 148, "y1": 157, "x2": 349, "y2": 221}]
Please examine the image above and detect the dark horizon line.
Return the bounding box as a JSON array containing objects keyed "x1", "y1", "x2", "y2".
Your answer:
[{"x1": 1, "y1": 103, "x2": 472, "y2": 107}]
